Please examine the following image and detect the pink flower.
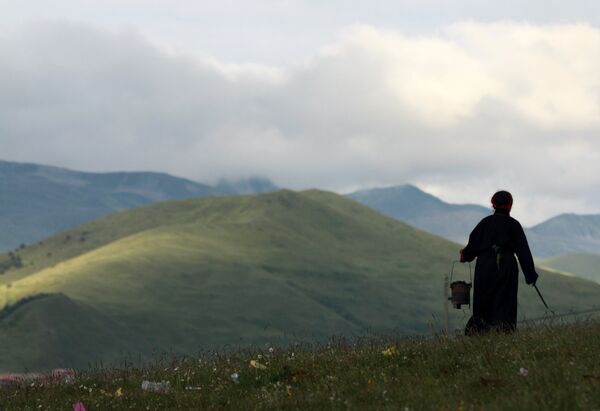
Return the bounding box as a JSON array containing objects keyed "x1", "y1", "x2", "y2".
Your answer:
[{"x1": 73, "y1": 402, "x2": 87, "y2": 411}]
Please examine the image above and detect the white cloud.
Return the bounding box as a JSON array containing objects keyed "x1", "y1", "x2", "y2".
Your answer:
[
  {"x1": 1, "y1": 21, "x2": 600, "y2": 224},
  {"x1": 447, "y1": 22, "x2": 600, "y2": 128}
]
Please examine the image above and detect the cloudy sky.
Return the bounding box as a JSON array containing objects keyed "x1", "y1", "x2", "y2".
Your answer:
[{"x1": 2, "y1": 0, "x2": 600, "y2": 225}]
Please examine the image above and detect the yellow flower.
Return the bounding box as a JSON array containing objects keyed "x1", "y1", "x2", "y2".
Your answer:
[
  {"x1": 249, "y1": 360, "x2": 267, "y2": 370},
  {"x1": 115, "y1": 387, "x2": 123, "y2": 397},
  {"x1": 382, "y1": 346, "x2": 397, "y2": 356}
]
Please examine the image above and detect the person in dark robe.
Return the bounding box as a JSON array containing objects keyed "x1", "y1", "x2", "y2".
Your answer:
[{"x1": 460, "y1": 190, "x2": 539, "y2": 335}]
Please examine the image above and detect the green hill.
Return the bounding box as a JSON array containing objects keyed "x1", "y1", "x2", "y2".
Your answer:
[
  {"x1": 0, "y1": 190, "x2": 599, "y2": 372},
  {"x1": 540, "y1": 253, "x2": 600, "y2": 284}
]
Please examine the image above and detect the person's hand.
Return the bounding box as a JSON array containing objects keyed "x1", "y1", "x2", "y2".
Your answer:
[{"x1": 526, "y1": 273, "x2": 539, "y2": 286}]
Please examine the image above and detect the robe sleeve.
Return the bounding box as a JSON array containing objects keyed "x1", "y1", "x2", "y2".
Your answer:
[
  {"x1": 461, "y1": 220, "x2": 484, "y2": 262},
  {"x1": 513, "y1": 221, "x2": 539, "y2": 285}
]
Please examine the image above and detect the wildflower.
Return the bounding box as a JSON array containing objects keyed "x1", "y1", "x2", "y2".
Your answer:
[
  {"x1": 115, "y1": 387, "x2": 123, "y2": 397},
  {"x1": 72, "y1": 402, "x2": 87, "y2": 411},
  {"x1": 269, "y1": 347, "x2": 274, "y2": 353},
  {"x1": 250, "y1": 360, "x2": 267, "y2": 370},
  {"x1": 382, "y1": 346, "x2": 397, "y2": 356},
  {"x1": 286, "y1": 385, "x2": 292, "y2": 397},
  {"x1": 52, "y1": 368, "x2": 76, "y2": 384},
  {"x1": 230, "y1": 372, "x2": 240, "y2": 383},
  {"x1": 519, "y1": 368, "x2": 529, "y2": 377}
]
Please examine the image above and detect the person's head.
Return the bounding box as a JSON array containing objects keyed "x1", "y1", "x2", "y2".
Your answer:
[{"x1": 491, "y1": 190, "x2": 513, "y2": 213}]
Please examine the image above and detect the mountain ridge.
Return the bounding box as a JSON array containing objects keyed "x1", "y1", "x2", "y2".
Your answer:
[
  {"x1": 348, "y1": 184, "x2": 490, "y2": 244},
  {"x1": 0, "y1": 159, "x2": 277, "y2": 252},
  {"x1": 348, "y1": 185, "x2": 600, "y2": 257}
]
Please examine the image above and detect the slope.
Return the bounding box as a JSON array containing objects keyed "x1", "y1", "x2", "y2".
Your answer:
[
  {"x1": 540, "y1": 253, "x2": 600, "y2": 284},
  {"x1": 0, "y1": 293, "x2": 137, "y2": 371},
  {"x1": 0, "y1": 190, "x2": 599, "y2": 371}
]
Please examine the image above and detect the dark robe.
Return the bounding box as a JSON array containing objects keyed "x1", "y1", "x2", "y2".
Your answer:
[{"x1": 461, "y1": 209, "x2": 538, "y2": 334}]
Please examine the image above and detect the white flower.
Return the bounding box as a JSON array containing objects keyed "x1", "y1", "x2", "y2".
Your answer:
[
  {"x1": 519, "y1": 367, "x2": 529, "y2": 377},
  {"x1": 230, "y1": 372, "x2": 240, "y2": 383}
]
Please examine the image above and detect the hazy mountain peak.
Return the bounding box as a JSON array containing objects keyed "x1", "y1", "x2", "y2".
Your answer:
[
  {"x1": 348, "y1": 184, "x2": 489, "y2": 243},
  {"x1": 215, "y1": 177, "x2": 278, "y2": 195}
]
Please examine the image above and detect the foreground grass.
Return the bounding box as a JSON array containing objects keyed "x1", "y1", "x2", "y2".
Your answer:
[{"x1": 1, "y1": 321, "x2": 600, "y2": 411}]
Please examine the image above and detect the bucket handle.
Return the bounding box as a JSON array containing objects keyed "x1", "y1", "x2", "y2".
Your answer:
[{"x1": 450, "y1": 260, "x2": 472, "y2": 284}]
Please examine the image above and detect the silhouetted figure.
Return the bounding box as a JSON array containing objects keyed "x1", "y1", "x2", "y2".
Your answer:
[{"x1": 460, "y1": 191, "x2": 538, "y2": 335}]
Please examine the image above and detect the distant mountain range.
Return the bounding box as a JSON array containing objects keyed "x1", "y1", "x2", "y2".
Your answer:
[
  {"x1": 2, "y1": 190, "x2": 598, "y2": 371},
  {"x1": 2, "y1": 159, "x2": 599, "y2": 258},
  {"x1": 527, "y1": 214, "x2": 600, "y2": 258},
  {"x1": 348, "y1": 185, "x2": 600, "y2": 258},
  {"x1": 0, "y1": 159, "x2": 277, "y2": 251},
  {"x1": 348, "y1": 185, "x2": 489, "y2": 244}
]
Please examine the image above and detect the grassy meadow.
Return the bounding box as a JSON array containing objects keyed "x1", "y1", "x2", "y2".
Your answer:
[
  {"x1": 1, "y1": 320, "x2": 599, "y2": 410},
  {"x1": 1, "y1": 190, "x2": 600, "y2": 372}
]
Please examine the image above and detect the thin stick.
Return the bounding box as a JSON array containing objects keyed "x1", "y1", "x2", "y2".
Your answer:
[
  {"x1": 534, "y1": 284, "x2": 555, "y2": 315},
  {"x1": 443, "y1": 274, "x2": 449, "y2": 334}
]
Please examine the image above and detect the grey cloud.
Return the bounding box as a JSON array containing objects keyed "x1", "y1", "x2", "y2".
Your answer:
[{"x1": 1, "y1": 22, "x2": 600, "y2": 224}]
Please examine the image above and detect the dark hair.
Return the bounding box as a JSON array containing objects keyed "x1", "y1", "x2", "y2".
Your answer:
[{"x1": 491, "y1": 190, "x2": 513, "y2": 210}]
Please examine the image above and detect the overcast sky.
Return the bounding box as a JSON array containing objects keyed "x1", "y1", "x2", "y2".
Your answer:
[{"x1": 2, "y1": 1, "x2": 600, "y2": 225}]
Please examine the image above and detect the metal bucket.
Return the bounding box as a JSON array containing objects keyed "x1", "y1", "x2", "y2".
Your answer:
[
  {"x1": 450, "y1": 280, "x2": 471, "y2": 308},
  {"x1": 449, "y1": 261, "x2": 472, "y2": 309}
]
